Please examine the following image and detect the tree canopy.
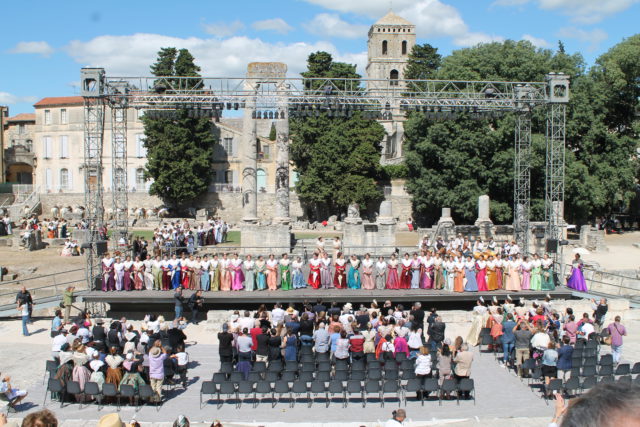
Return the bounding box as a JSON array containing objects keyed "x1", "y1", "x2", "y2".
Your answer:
[{"x1": 142, "y1": 48, "x2": 215, "y2": 210}]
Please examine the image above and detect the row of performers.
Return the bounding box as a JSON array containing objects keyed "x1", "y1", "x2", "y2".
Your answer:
[{"x1": 100, "y1": 251, "x2": 556, "y2": 292}]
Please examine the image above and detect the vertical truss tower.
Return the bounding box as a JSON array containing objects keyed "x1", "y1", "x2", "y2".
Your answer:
[
  {"x1": 109, "y1": 81, "x2": 129, "y2": 243},
  {"x1": 513, "y1": 84, "x2": 534, "y2": 252}
]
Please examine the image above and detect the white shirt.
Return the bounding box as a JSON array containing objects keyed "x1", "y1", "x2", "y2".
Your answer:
[
  {"x1": 376, "y1": 261, "x2": 387, "y2": 270},
  {"x1": 362, "y1": 259, "x2": 373, "y2": 268},
  {"x1": 272, "y1": 308, "x2": 285, "y2": 325},
  {"x1": 243, "y1": 260, "x2": 254, "y2": 270},
  {"x1": 52, "y1": 334, "x2": 68, "y2": 351}
]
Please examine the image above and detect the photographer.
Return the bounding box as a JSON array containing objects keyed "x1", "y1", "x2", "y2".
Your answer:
[
  {"x1": 188, "y1": 290, "x2": 204, "y2": 325},
  {"x1": 384, "y1": 409, "x2": 407, "y2": 427}
]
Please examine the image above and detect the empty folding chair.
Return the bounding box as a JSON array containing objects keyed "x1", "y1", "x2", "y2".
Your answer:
[
  {"x1": 254, "y1": 381, "x2": 272, "y2": 407},
  {"x1": 580, "y1": 376, "x2": 597, "y2": 392},
  {"x1": 366, "y1": 353, "x2": 378, "y2": 362},
  {"x1": 310, "y1": 380, "x2": 329, "y2": 407},
  {"x1": 328, "y1": 380, "x2": 346, "y2": 407},
  {"x1": 302, "y1": 362, "x2": 316, "y2": 372},
  {"x1": 381, "y1": 380, "x2": 401, "y2": 407},
  {"x1": 280, "y1": 371, "x2": 296, "y2": 382},
  {"x1": 300, "y1": 346, "x2": 313, "y2": 355},
  {"x1": 563, "y1": 376, "x2": 581, "y2": 397},
  {"x1": 247, "y1": 372, "x2": 262, "y2": 383},
  {"x1": 138, "y1": 384, "x2": 157, "y2": 411},
  {"x1": 368, "y1": 360, "x2": 382, "y2": 370},
  {"x1": 253, "y1": 362, "x2": 267, "y2": 373},
  {"x1": 335, "y1": 359, "x2": 349, "y2": 371},
  {"x1": 318, "y1": 362, "x2": 332, "y2": 372},
  {"x1": 618, "y1": 375, "x2": 632, "y2": 385},
  {"x1": 264, "y1": 371, "x2": 279, "y2": 383},
  {"x1": 583, "y1": 357, "x2": 596, "y2": 367},
  {"x1": 346, "y1": 380, "x2": 364, "y2": 407},
  {"x1": 299, "y1": 371, "x2": 314, "y2": 383},
  {"x1": 633, "y1": 376, "x2": 640, "y2": 386},
  {"x1": 200, "y1": 380, "x2": 217, "y2": 408},
  {"x1": 350, "y1": 370, "x2": 366, "y2": 381},
  {"x1": 599, "y1": 376, "x2": 614, "y2": 385},
  {"x1": 367, "y1": 369, "x2": 382, "y2": 381},
  {"x1": 351, "y1": 360, "x2": 366, "y2": 371},
  {"x1": 615, "y1": 364, "x2": 631, "y2": 377},
  {"x1": 572, "y1": 349, "x2": 584, "y2": 359},
  {"x1": 529, "y1": 367, "x2": 543, "y2": 388},
  {"x1": 581, "y1": 366, "x2": 597, "y2": 378},
  {"x1": 315, "y1": 352, "x2": 330, "y2": 362},
  {"x1": 212, "y1": 372, "x2": 227, "y2": 383},
  {"x1": 363, "y1": 380, "x2": 381, "y2": 407},
  {"x1": 101, "y1": 383, "x2": 119, "y2": 409},
  {"x1": 291, "y1": 380, "x2": 310, "y2": 408},
  {"x1": 439, "y1": 379, "x2": 457, "y2": 406},
  {"x1": 571, "y1": 357, "x2": 583, "y2": 368},
  {"x1": 599, "y1": 354, "x2": 613, "y2": 366},
  {"x1": 217, "y1": 382, "x2": 237, "y2": 409},
  {"x1": 400, "y1": 369, "x2": 416, "y2": 381},
  {"x1": 631, "y1": 362, "x2": 640, "y2": 376},
  {"x1": 458, "y1": 378, "x2": 475, "y2": 405},
  {"x1": 480, "y1": 334, "x2": 494, "y2": 353},
  {"x1": 316, "y1": 371, "x2": 331, "y2": 382},
  {"x1": 384, "y1": 370, "x2": 399, "y2": 381},
  {"x1": 273, "y1": 380, "x2": 291, "y2": 407},
  {"x1": 237, "y1": 381, "x2": 255, "y2": 408},
  {"x1": 300, "y1": 354, "x2": 315, "y2": 364},
  {"x1": 333, "y1": 370, "x2": 349, "y2": 382},
  {"x1": 83, "y1": 382, "x2": 101, "y2": 409},
  {"x1": 43, "y1": 360, "x2": 58, "y2": 385},
  {"x1": 229, "y1": 372, "x2": 243, "y2": 383},
  {"x1": 521, "y1": 358, "x2": 537, "y2": 379},
  {"x1": 422, "y1": 378, "x2": 439, "y2": 402},
  {"x1": 384, "y1": 362, "x2": 399, "y2": 371},
  {"x1": 400, "y1": 360, "x2": 414, "y2": 371},
  {"x1": 285, "y1": 361, "x2": 299, "y2": 371},
  {"x1": 570, "y1": 367, "x2": 581, "y2": 379},
  {"x1": 404, "y1": 378, "x2": 423, "y2": 406},
  {"x1": 544, "y1": 379, "x2": 563, "y2": 403},
  {"x1": 598, "y1": 365, "x2": 613, "y2": 377},
  {"x1": 118, "y1": 384, "x2": 136, "y2": 408},
  {"x1": 268, "y1": 361, "x2": 283, "y2": 372}
]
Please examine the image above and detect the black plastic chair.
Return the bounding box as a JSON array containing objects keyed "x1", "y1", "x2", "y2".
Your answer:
[
  {"x1": 43, "y1": 378, "x2": 65, "y2": 408},
  {"x1": 273, "y1": 380, "x2": 291, "y2": 407},
  {"x1": 335, "y1": 359, "x2": 349, "y2": 371},
  {"x1": 334, "y1": 370, "x2": 349, "y2": 382},
  {"x1": 101, "y1": 383, "x2": 119, "y2": 410},
  {"x1": 368, "y1": 360, "x2": 382, "y2": 370},
  {"x1": 599, "y1": 376, "x2": 614, "y2": 385},
  {"x1": 563, "y1": 376, "x2": 580, "y2": 397},
  {"x1": 618, "y1": 375, "x2": 632, "y2": 385},
  {"x1": 583, "y1": 357, "x2": 597, "y2": 367},
  {"x1": 351, "y1": 370, "x2": 366, "y2": 381},
  {"x1": 268, "y1": 361, "x2": 283, "y2": 372},
  {"x1": 599, "y1": 354, "x2": 613, "y2": 366},
  {"x1": 118, "y1": 384, "x2": 137, "y2": 408},
  {"x1": 439, "y1": 379, "x2": 457, "y2": 406},
  {"x1": 310, "y1": 380, "x2": 328, "y2": 407},
  {"x1": 300, "y1": 354, "x2": 315, "y2": 364},
  {"x1": 299, "y1": 371, "x2": 314, "y2": 383},
  {"x1": 280, "y1": 371, "x2": 296, "y2": 382},
  {"x1": 217, "y1": 382, "x2": 237, "y2": 409},
  {"x1": 212, "y1": 372, "x2": 227, "y2": 383},
  {"x1": 291, "y1": 380, "x2": 310, "y2": 408},
  {"x1": 255, "y1": 381, "x2": 272, "y2": 407},
  {"x1": 247, "y1": 372, "x2": 262, "y2": 383},
  {"x1": 65, "y1": 381, "x2": 83, "y2": 408},
  {"x1": 381, "y1": 380, "x2": 401, "y2": 407},
  {"x1": 346, "y1": 380, "x2": 364, "y2": 407},
  {"x1": 363, "y1": 380, "x2": 381, "y2": 407},
  {"x1": 404, "y1": 378, "x2": 423, "y2": 406},
  {"x1": 253, "y1": 361, "x2": 267, "y2": 373},
  {"x1": 138, "y1": 384, "x2": 157, "y2": 411},
  {"x1": 458, "y1": 378, "x2": 475, "y2": 405},
  {"x1": 315, "y1": 352, "x2": 330, "y2": 362},
  {"x1": 316, "y1": 371, "x2": 331, "y2": 382},
  {"x1": 302, "y1": 362, "x2": 316, "y2": 372},
  {"x1": 395, "y1": 352, "x2": 408, "y2": 362},
  {"x1": 83, "y1": 382, "x2": 101, "y2": 409},
  {"x1": 631, "y1": 362, "x2": 640, "y2": 375},
  {"x1": 598, "y1": 365, "x2": 613, "y2": 377},
  {"x1": 264, "y1": 371, "x2": 279, "y2": 383},
  {"x1": 43, "y1": 360, "x2": 58, "y2": 385},
  {"x1": 544, "y1": 379, "x2": 563, "y2": 403},
  {"x1": 633, "y1": 376, "x2": 640, "y2": 386},
  {"x1": 400, "y1": 359, "x2": 414, "y2": 371},
  {"x1": 521, "y1": 358, "x2": 537, "y2": 380},
  {"x1": 615, "y1": 364, "x2": 631, "y2": 376},
  {"x1": 318, "y1": 362, "x2": 332, "y2": 372},
  {"x1": 384, "y1": 362, "x2": 399, "y2": 371},
  {"x1": 480, "y1": 334, "x2": 494, "y2": 353},
  {"x1": 229, "y1": 372, "x2": 244, "y2": 383},
  {"x1": 581, "y1": 376, "x2": 597, "y2": 392},
  {"x1": 423, "y1": 378, "x2": 439, "y2": 402},
  {"x1": 352, "y1": 360, "x2": 366, "y2": 371},
  {"x1": 581, "y1": 366, "x2": 597, "y2": 378},
  {"x1": 219, "y1": 362, "x2": 234, "y2": 374},
  {"x1": 237, "y1": 381, "x2": 255, "y2": 408},
  {"x1": 328, "y1": 380, "x2": 346, "y2": 407},
  {"x1": 384, "y1": 370, "x2": 399, "y2": 381},
  {"x1": 367, "y1": 369, "x2": 382, "y2": 381},
  {"x1": 285, "y1": 361, "x2": 299, "y2": 372}
]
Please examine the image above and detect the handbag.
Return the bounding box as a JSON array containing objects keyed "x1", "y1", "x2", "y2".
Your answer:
[{"x1": 603, "y1": 336, "x2": 612, "y2": 346}]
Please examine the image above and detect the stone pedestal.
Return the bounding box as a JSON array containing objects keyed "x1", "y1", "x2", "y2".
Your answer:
[
  {"x1": 240, "y1": 223, "x2": 291, "y2": 255},
  {"x1": 378, "y1": 200, "x2": 395, "y2": 225},
  {"x1": 343, "y1": 221, "x2": 396, "y2": 255},
  {"x1": 474, "y1": 195, "x2": 493, "y2": 227},
  {"x1": 437, "y1": 207, "x2": 456, "y2": 240}
]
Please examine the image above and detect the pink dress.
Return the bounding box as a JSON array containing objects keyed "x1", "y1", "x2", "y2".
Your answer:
[
  {"x1": 420, "y1": 262, "x2": 433, "y2": 289},
  {"x1": 476, "y1": 262, "x2": 488, "y2": 292},
  {"x1": 520, "y1": 265, "x2": 531, "y2": 290},
  {"x1": 361, "y1": 261, "x2": 375, "y2": 290},
  {"x1": 231, "y1": 261, "x2": 245, "y2": 291},
  {"x1": 386, "y1": 262, "x2": 400, "y2": 289}
]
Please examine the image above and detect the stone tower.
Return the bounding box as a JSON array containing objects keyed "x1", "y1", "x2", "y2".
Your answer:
[{"x1": 366, "y1": 11, "x2": 416, "y2": 88}]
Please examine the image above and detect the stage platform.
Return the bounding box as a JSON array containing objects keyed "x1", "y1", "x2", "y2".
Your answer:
[{"x1": 82, "y1": 288, "x2": 577, "y2": 317}]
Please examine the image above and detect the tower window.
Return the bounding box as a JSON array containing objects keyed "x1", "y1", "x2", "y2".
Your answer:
[
  {"x1": 402, "y1": 41, "x2": 408, "y2": 55},
  {"x1": 382, "y1": 40, "x2": 388, "y2": 55},
  {"x1": 390, "y1": 70, "x2": 399, "y2": 86}
]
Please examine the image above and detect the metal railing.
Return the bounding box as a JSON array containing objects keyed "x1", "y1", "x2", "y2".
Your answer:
[
  {"x1": 557, "y1": 262, "x2": 640, "y2": 300},
  {"x1": 9, "y1": 186, "x2": 40, "y2": 218}
]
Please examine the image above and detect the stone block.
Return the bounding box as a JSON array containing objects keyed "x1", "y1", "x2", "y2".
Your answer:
[{"x1": 240, "y1": 223, "x2": 291, "y2": 255}]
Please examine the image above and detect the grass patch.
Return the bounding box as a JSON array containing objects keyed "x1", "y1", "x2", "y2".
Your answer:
[
  {"x1": 226, "y1": 230, "x2": 240, "y2": 244},
  {"x1": 107, "y1": 229, "x2": 154, "y2": 240}
]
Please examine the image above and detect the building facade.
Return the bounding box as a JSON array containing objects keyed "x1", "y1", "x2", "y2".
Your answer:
[{"x1": 2, "y1": 111, "x2": 36, "y2": 184}]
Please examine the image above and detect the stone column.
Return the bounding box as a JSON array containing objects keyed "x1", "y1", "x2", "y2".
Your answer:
[
  {"x1": 241, "y1": 82, "x2": 258, "y2": 223},
  {"x1": 474, "y1": 195, "x2": 493, "y2": 226},
  {"x1": 274, "y1": 86, "x2": 290, "y2": 223}
]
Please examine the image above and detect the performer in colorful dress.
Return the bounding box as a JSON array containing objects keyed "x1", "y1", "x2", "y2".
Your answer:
[
  {"x1": 191, "y1": 256, "x2": 202, "y2": 290},
  {"x1": 495, "y1": 254, "x2": 504, "y2": 290},
  {"x1": 306, "y1": 253, "x2": 320, "y2": 289},
  {"x1": 133, "y1": 256, "x2": 145, "y2": 290},
  {"x1": 161, "y1": 256, "x2": 172, "y2": 291},
  {"x1": 476, "y1": 256, "x2": 488, "y2": 292},
  {"x1": 266, "y1": 254, "x2": 278, "y2": 291},
  {"x1": 123, "y1": 256, "x2": 134, "y2": 291},
  {"x1": 361, "y1": 254, "x2": 375, "y2": 290},
  {"x1": 231, "y1": 254, "x2": 245, "y2": 291},
  {"x1": 347, "y1": 255, "x2": 361, "y2": 289},
  {"x1": 400, "y1": 253, "x2": 412, "y2": 289},
  {"x1": 453, "y1": 257, "x2": 465, "y2": 293},
  {"x1": 520, "y1": 256, "x2": 532, "y2": 291},
  {"x1": 200, "y1": 255, "x2": 211, "y2": 291},
  {"x1": 255, "y1": 256, "x2": 267, "y2": 290},
  {"x1": 151, "y1": 255, "x2": 162, "y2": 290},
  {"x1": 464, "y1": 255, "x2": 478, "y2": 292},
  {"x1": 420, "y1": 253, "x2": 434, "y2": 289},
  {"x1": 333, "y1": 253, "x2": 347, "y2": 289},
  {"x1": 242, "y1": 255, "x2": 255, "y2": 292},
  {"x1": 102, "y1": 253, "x2": 115, "y2": 291},
  {"x1": 385, "y1": 254, "x2": 399, "y2": 289},
  {"x1": 375, "y1": 257, "x2": 387, "y2": 290},
  {"x1": 410, "y1": 253, "x2": 421, "y2": 289},
  {"x1": 445, "y1": 256, "x2": 455, "y2": 292},
  {"x1": 433, "y1": 254, "x2": 445, "y2": 290},
  {"x1": 486, "y1": 256, "x2": 498, "y2": 291},
  {"x1": 210, "y1": 254, "x2": 220, "y2": 291},
  {"x1": 220, "y1": 253, "x2": 231, "y2": 291},
  {"x1": 566, "y1": 253, "x2": 588, "y2": 292},
  {"x1": 170, "y1": 255, "x2": 182, "y2": 289},
  {"x1": 114, "y1": 257, "x2": 124, "y2": 291},
  {"x1": 541, "y1": 254, "x2": 555, "y2": 290},
  {"x1": 505, "y1": 256, "x2": 522, "y2": 291},
  {"x1": 180, "y1": 255, "x2": 191, "y2": 289},
  {"x1": 292, "y1": 256, "x2": 306, "y2": 289},
  {"x1": 530, "y1": 254, "x2": 543, "y2": 291},
  {"x1": 279, "y1": 254, "x2": 292, "y2": 291},
  {"x1": 320, "y1": 252, "x2": 333, "y2": 289}
]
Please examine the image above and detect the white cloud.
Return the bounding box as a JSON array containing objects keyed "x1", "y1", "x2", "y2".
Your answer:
[
  {"x1": 252, "y1": 18, "x2": 293, "y2": 34},
  {"x1": 64, "y1": 33, "x2": 367, "y2": 78},
  {"x1": 522, "y1": 34, "x2": 550, "y2": 47},
  {"x1": 203, "y1": 20, "x2": 244, "y2": 37},
  {"x1": 303, "y1": 13, "x2": 368, "y2": 39},
  {"x1": 453, "y1": 32, "x2": 505, "y2": 47},
  {"x1": 557, "y1": 27, "x2": 607, "y2": 51},
  {"x1": 0, "y1": 92, "x2": 38, "y2": 105},
  {"x1": 493, "y1": 0, "x2": 639, "y2": 23},
  {"x1": 9, "y1": 41, "x2": 54, "y2": 57}
]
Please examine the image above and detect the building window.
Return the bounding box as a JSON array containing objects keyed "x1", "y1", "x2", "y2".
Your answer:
[
  {"x1": 224, "y1": 170, "x2": 234, "y2": 184},
  {"x1": 390, "y1": 70, "x2": 399, "y2": 86},
  {"x1": 60, "y1": 168, "x2": 69, "y2": 190},
  {"x1": 59, "y1": 136, "x2": 69, "y2": 158},
  {"x1": 262, "y1": 144, "x2": 270, "y2": 160},
  {"x1": 135, "y1": 134, "x2": 146, "y2": 158},
  {"x1": 222, "y1": 137, "x2": 234, "y2": 156},
  {"x1": 18, "y1": 124, "x2": 25, "y2": 134},
  {"x1": 402, "y1": 41, "x2": 408, "y2": 55},
  {"x1": 25, "y1": 139, "x2": 32, "y2": 152},
  {"x1": 45, "y1": 168, "x2": 52, "y2": 190},
  {"x1": 44, "y1": 110, "x2": 51, "y2": 125},
  {"x1": 61, "y1": 109, "x2": 68, "y2": 124},
  {"x1": 382, "y1": 40, "x2": 388, "y2": 55},
  {"x1": 43, "y1": 136, "x2": 52, "y2": 158},
  {"x1": 136, "y1": 168, "x2": 146, "y2": 188}
]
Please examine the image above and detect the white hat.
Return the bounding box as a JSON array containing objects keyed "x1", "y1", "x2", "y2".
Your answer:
[
  {"x1": 506, "y1": 294, "x2": 512, "y2": 302},
  {"x1": 479, "y1": 296, "x2": 485, "y2": 303},
  {"x1": 492, "y1": 296, "x2": 498, "y2": 304}
]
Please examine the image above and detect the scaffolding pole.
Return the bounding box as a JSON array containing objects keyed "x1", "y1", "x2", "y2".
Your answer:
[
  {"x1": 514, "y1": 111, "x2": 532, "y2": 253},
  {"x1": 109, "y1": 82, "x2": 129, "y2": 244}
]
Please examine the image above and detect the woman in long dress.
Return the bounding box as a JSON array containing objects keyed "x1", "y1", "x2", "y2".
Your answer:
[
  {"x1": 530, "y1": 254, "x2": 542, "y2": 291},
  {"x1": 170, "y1": 255, "x2": 181, "y2": 289},
  {"x1": 308, "y1": 253, "x2": 321, "y2": 289},
  {"x1": 133, "y1": 256, "x2": 145, "y2": 290},
  {"x1": 143, "y1": 257, "x2": 154, "y2": 290},
  {"x1": 566, "y1": 253, "x2": 588, "y2": 292},
  {"x1": 292, "y1": 256, "x2": 306, "y2": 289},
  {"x1": 476, "y1": 257, "x2": 488, "y2": 292},
  {"x1": 361, "y1": 253, "x2": 375, "y2": 290},
  {"x1": 420, "y1": 253, "x2": 433, "y2": 289},
  {"x1": 123, "y1": 256, "x2": 134, "y2": 291},
  {"x1": 279, "y1": 254, "x2": 292, "y2": 291},
  {"x1": 541, "y1": 254, "x2": 555, "y2": 290},
  {"x1": 320, "y1": 252, "x2": 333, "y2": 288},
  {"x1": 466, "y1": 300, "x2": 489, "y2": 346},
  {"x1": 486, "y1": 256, "x2": 498, "y2": 291},
  {"x1": 191, "y1": 256, "x2": 202, "y2": 290},
  {"x1": 362, "y1": 323, "x2": 376, "y2": 354},
  {"x1": 333, "y1": 253, "x2": 347, "y2": 289},
  {"x1": 266, "y1": 254, "x2": 278, "y2": 291},
  {"x1": 375, "y1": 257, "x2": 387, "y2": 290},
  {"x1": 464, "y1": 255, "x2": 478, "y2": 292},
  {"x1": 453, "y1": 257, "x2": 465, "y2": 293},
  {"x1": 347, "y1": 255, "x2": 361, "y2": 289},
  {"x1": 200, "y1": 255, "x2": 211, "y2": 291},
  {"x1": 433, "y1": 254, "x2": 445, "y2": 290},
  {"x1": 505, "y1": 257, "x2": 522, "y2": 291},
  {"x1": 445, "y1": 256, "x2": 455, "y2": 292},
  {"x1": 102, "y1": 253, "x2": 115, "y2": 292},
  {"x1": 400, "y1": 253, "x2": 412, "y2": 289},
  {"x1": 495, "y1": 254, "x2": 504, "y2": 290},
  {"x1": 220, "y1": 253, "x2": 231, "y2": 291},
  {"x1": 410, "y1": 253, "x2": 421, "y2": 289},
  {"x1": 332, "y1": 237, "x2": 342, "y2": 259},
  {"x1": 161, "y1": 256, "x2": 172, "y2": 291},
  {"x1": 255, "y1": 256, "x2": 267, "y2": 290},
  {"x1": 180, "y1": 255, "x2": 191, "y2": 289},
  {"x1": 243, "y1": 255, "x2": 255, "y2": 292},
  {"x1": 114, "y1": 257, "x2": 124, "y2": 291},
  {"x1": 210, "y1": 254, "x2": 221, "y2": 291},
  {"x1": 231, "y1": 254, "x2": 245, "y2": 291},
  {"x1": 520, "y1": 256, "x2": 532, "y2": 291},
  {"x1": 385, "y1": 254, "x2": 400, "y2": 289}
]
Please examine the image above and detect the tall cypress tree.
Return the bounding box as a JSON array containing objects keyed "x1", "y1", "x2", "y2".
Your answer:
[{"x1": 142, "y1": 48, "x2": 215, "y2": 210}]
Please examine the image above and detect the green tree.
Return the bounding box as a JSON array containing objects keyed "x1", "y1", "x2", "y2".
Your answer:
[
  {"x1": 142, "y1": 48, "x2": 215, "y2": 210},
  {"x1": 291, "y1": 52, "x2": 385, "y2": 218},
  {"x1": 404, "y1": 43, "x2": 442, "y2": 80}
]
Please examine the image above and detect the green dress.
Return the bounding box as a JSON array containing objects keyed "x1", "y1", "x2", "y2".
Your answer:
[
  {"x1": 210, "y1": 261, "x2": 220, "y2": 291},
  {"x1": 280, "y1": 262, "x2": 292, "y2": 291},
  {"x1": 541, "y1": 260, "x2": 555, "y2": 290},
  {"x1": 530, "y1": 263, "x2": 542, "y2": 291}
]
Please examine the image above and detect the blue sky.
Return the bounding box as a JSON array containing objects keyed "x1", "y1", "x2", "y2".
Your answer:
[{"x1": 1, "y1": 0, "x2": 638, "y2": 115}]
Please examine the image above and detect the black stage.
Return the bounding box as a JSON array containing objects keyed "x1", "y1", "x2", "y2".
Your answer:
[{"x1": 83, "y1": 288, "x2": 576, "y2": 317}]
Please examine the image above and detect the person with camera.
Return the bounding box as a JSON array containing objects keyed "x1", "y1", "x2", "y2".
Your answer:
[{"x1": 384, "y1": 409, "x2": 407, "y2": 426}]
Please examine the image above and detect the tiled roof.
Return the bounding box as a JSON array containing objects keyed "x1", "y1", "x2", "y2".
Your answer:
[
  {"x1": 6, "y1": 113, "x2": 35, "y2": 122},
  {"x1": 375, "y1": 11, "x2": 413, "y2": 26},
  {"x1": 34, "y1": 96, "x2": 84, "y2": 107}
]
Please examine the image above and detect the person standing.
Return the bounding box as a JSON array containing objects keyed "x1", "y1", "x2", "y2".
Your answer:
[
  {"x1": 501, "y1": 313, "x2": 517, "y2": 368},
  {"x1": 148, "y1": 346, "x2": 167, "y2": 402},
  {"x1": 513, "y1": 319, "x2": 532, "y2": 377},
  {"x1": 174, "y1": 287, "x2": 184, "y2": 320},
  {"x1": 188, "y1": 290, "x2": 204, "y2": 324},
  {"x1": 217, "y1": 324, "x2": 234, "y2": 363},
  {"x1": 15, "y1": 287, "x2": 35, "y2": 324},
  {"x1": 592, "y1": 298, "x2": 608, "y2": 334},
  {"x1": 607, "y1": 316, "x2": 627, "y2": 364},
  {"x1": 18, "y1": 298, "x2": 29, "y2": 336},
  {"x1": 62, "y1": 286, "x2": 75, "y2": 323},
  {"x1": 427, "y1": 316, "x2": 445, "y2": 351}
]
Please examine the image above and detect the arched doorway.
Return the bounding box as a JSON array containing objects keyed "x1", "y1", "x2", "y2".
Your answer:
[
  {"x1": 7, "y1": 163, "x2": 33, "y2": 184},
  {"x1": 390, "y1": 69, "x2": 399, "y2": 86},
  {"x1": 257, "y1": 169, "x2": 267, "y2": 192}
]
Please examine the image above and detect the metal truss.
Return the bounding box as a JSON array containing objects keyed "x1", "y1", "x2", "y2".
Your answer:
[
  {"x1": 545, "y1": 103, "x2": 567, "y2": 245},
  {"x1": 514, "y1": 111, "x2": 532, "y2": 253},
  {"x1": 109, "y1": 82, "x2": 129, "y2": 243}
]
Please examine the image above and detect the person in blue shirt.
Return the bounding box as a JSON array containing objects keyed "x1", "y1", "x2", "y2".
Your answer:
[
  {"x1": 330, "y1": 325, "x2": 341, "y2": 357},
  {"x1": 51, "y1": 309, "x2": 63, "y2": 338},
  {"x1": 501, "y1": 313, "x2": 517, "y2": 367},
  {"x1": 556, "y1": 335, "x2": 574, "y2": 381}
]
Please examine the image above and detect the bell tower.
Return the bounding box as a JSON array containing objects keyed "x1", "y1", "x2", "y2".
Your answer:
[{"x1": 366, "y1": 11, "x2": 416, "y2": 87}]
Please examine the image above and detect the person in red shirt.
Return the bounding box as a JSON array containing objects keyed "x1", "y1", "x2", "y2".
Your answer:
[
  {"x1": 249, "y1": 320, "x2": 262, "y2": 356},
  {"x1": 349, "y1": 330, "x2": 365, "y2": 360},
  {"x1": 530, "y1": 307, "x2": 546, "y2": 328}
]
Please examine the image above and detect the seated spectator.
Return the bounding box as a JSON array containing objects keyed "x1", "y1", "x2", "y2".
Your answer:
[
  {"x1": 414, "y1": 346, "x2": 432, "y2": 400},
  {"x1": 349, "y1": 329, "x2": 365, "y2": 360},
  {"x1": 0, "y1": 373, "x2": 28, "y2": 410},
  {"x1": 453, "y1": 343, "x2": 473, "y2": 399},
  {"x1": 313, "y1": 323, "x2": 330, "y2": 355}
]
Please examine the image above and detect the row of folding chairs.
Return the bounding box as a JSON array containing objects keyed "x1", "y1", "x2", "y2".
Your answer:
[
  {"x1": 219, "y1": 358, "x2": 417, "y2": 374},
  {"x1": 200, "y1": 378, "x2": 475, "y2": 409},
  {"x1": 213, "y1": 367, "x2": 420, "y2": 385},
  {"x1": 43, "y1": 378, "x2": 159, "y2": 411},
  {"x1": 544, "y1": 374, "x2": 639, "y2": 401}
]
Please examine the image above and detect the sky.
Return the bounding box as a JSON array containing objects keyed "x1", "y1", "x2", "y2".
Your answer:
[{"x1": 1, "y1": 0, "x2": 639, "y2": 115}]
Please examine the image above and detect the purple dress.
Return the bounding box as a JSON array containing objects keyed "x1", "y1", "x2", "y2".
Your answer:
[{"x1": 567, "y1": 261, "x2": 588, "y2": 292}]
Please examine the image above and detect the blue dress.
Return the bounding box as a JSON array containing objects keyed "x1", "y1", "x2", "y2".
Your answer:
[
  {"x1": 464, "y1": 265, "x2": 478, "y2": 291},
  {"x1": 347, "y1": 262, "x2": 361, "y2": 289},
  {"x1": 411, "y1": 261, "x2": 420, "y2": 289},
  {"x1": 284, "y1": 335, "x2": 297, "y2": 361},
  {"x1": 292, "y1": 264, "x2": 306, "y2": 289},
  {"x1": 200, "y1": 265, "x2": 210, "y2": 291},
  {"x1": 171, "y1": 262, "x2": 182, "y2": 289}
]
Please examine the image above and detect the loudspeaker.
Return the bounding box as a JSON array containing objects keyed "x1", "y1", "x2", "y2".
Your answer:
[
  {"x1": 80, "y1": 242, "x2": 92, "y2": 249},
  {"x1": 546, "y1": 239, "x2": 558, "y2": 254},
  {"x1": 96, "y1": 241, "x2": 108, "y2": 256}
]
